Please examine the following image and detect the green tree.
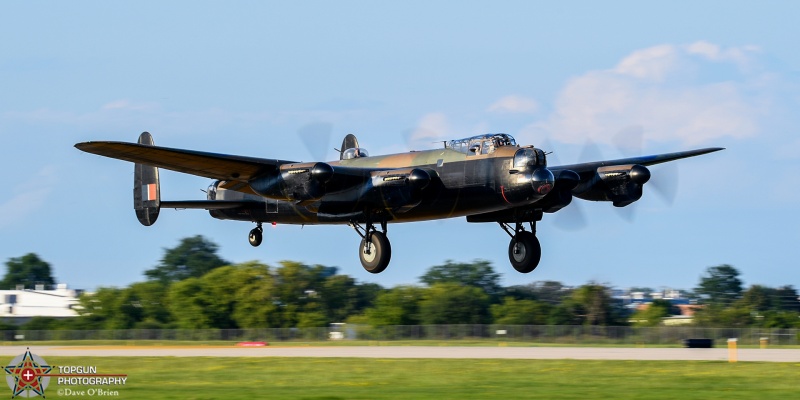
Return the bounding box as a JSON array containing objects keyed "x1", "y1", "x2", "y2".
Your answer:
[
  {"x1": 167, "y1": 277, "x2": 211, "y2": 329},
  {"x1": 127, "y1": 281, "x2": 172, "y2": 327},
  {"x1": 631, "y1": 299, "x2": 674, "y2": 327},
  {"x1": 170, "y1": 263, "x2": 282, "y2": 329},
  {"x1": 20, "y1": 317, "x2": 61, "y2": 331},
  {"x1": 231, "y1": 262, "x2": 280, "y2": 329},
  {"x1": 318, "y1": 275, "x2": 382, "y2": 323},
  {"x1": 491, "y1": 297, "x2": 551, "y2": 325},
  {"x1": 548, "y1": 301, "x2": 585, "y2": 325},
  {"x1": 419, "y1": 260, "x2": 501, "y2": 297},
  {"x1": 761, "y1": 311, "x2": 800, "y2": 328},
  {"x1": 75, "y1": 287, "x2": 128, "y2": 329},
  {"x1": 365, "y1": 286, "x2": 423, "y2": 326},
  {"x1": 695, "y1": 264, "x2": 743, "y2": 306},
  {"x1": 273, "y1": 261, "x2": 332, "y2": 327},
  {"x1": 1, "y1": 253, "x2": 56, "y2": 290},
  {"x1": 419, "y1": 283, "x2": 490, "y2": 325},
  {"x1": 505, "y1": 281, "x2": 572, "y2": 304},
  {"x1": 569, "y1": 283, "x2": 627, "y2": 326},
  {"x1": 774, "y1": 286, "x2": 800, "y2": 312},
  {"x1": 145, "y1": 236, "x2": 229, "y2": 283},
  {"x1": 739, "y1": 285, "x2": 777, "y2": 312}
]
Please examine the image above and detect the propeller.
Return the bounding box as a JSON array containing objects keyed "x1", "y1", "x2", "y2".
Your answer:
[
  {"x1": 542, "y1": 138, "x2": 588, "y2": 231},
  {"x1": 613, "y1": 124, "x2": 680, "y2": 206},
  {"x1": 297, "y1": 122, "x2": 333, "y2": 161},
  {"x1": 545, "y1": 124, "x2": 681, "y2": 229}
]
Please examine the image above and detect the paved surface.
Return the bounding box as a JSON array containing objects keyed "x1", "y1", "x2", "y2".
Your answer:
[{"x1": 0, "y1": 346, "x2": 798, "y2": 362}]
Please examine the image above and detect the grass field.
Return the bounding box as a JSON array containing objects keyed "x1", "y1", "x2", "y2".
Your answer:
[
  {"x1": 3, "y1": 340, "x2": 798, "y2": 348},
  {"x1": 31, "y1": 356, "x2": 800, "y2": 399}
]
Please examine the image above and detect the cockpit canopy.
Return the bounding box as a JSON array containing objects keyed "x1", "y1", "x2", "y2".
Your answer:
[
  {"x1": 447, "y1": 133, "x2": 517, "y2": 155},
  {"x1": 341, "y1": 147, "x2": 369, "y2": 160}
]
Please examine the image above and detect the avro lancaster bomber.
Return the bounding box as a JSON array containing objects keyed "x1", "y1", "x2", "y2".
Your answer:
[{"x1": 76, "y1": 132, "x2": 722, "y2": 274}]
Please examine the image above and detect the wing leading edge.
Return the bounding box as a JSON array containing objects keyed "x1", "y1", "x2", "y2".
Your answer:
[
  {"x1": 75, "y1": 141, "x2": 298, "y2": 182},
  {"x1": 550, "y1": 147, "x2": 725, "y2": 178}
]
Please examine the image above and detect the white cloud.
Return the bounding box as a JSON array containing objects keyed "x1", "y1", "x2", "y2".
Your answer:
[
  {"x1": 613, "y1": 44, "x2": 679, "y2": 82},
  {"x1": 487, "y1": 95, "x2": 539, "y2": 114},
  {"x1": 685, "y1": 41, "x2": 759, "y2": 69},
  {"x1": 101, "y1": 99, "x2": 158, "y2": 111},
  {"x1": 0, "y1": 167, "x2": 57, "y2": 229},
  {"x1": 406, "y1": 112, "x2": 450, "y2": 149},
  {"x1": 525, "y1": 42, "x2": 766, "y2": 147}
]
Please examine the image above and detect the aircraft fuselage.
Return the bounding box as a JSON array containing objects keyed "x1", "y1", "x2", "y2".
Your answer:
[{"x1": 209, "y1": 145, "x2": 546, "y2": 225}]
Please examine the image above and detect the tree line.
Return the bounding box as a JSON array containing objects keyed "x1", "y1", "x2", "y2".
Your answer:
[{"x1": 3, "y1": 236, "x2": 799, "y2": 331}]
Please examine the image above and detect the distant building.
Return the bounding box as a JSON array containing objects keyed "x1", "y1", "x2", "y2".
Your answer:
[{"x1": 0, "y1": 284, "x2": 82, "y2": 325}]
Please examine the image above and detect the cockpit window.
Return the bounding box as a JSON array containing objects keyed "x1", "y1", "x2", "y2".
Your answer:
[
  {"x1": 342, "y1": 148, "x2": 369, "y2": 160},
  {"x1": 481, "y1": 139, "x2": 493, "y2": 154},
  {"x1": 448, "y1": 133, "x2": 517, "y2": 155}
]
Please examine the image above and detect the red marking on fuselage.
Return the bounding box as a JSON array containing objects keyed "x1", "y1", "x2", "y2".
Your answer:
[{"x1": 500, "y1": 185, "x2": 511, "y2": 204}]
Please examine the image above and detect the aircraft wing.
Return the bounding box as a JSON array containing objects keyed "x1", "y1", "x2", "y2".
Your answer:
[
  {"x1": 549, "y1": 147, "x2": 724, "y2": 179},
  {"x1": 75, "y1": 141, "x2": 298, "y2": 182}
]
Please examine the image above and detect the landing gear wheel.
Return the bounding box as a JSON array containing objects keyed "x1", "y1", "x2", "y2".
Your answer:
[
  {"x1": 359, "y1": 231, "x2": 391, "y2": 274},
  {"x1": 508, "y1": 231, "x2": 541, "y2": 273},
  {"x1": 248, "y1": 226, "x2": 263, "y2": 247}
]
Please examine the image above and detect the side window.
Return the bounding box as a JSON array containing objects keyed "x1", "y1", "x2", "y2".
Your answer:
[
  {"x1": 481, "y1": 139, "x2": 493, "y2": 154},
  {"x1": 468, "y1": 140, "x2": 481, "y2": 155}
]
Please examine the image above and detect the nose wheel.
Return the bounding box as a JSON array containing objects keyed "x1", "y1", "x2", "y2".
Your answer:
[
  {"x1": 248, "y1": 223, "x2": 263, "y2": 247},
  {"x1": 351, "y1": 219, "x2": 391, "y2": 274}
]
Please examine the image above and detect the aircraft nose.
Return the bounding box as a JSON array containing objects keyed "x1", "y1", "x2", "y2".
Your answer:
[{"x1": 531, "y1": 168, "x2": 555, "y2": 195}]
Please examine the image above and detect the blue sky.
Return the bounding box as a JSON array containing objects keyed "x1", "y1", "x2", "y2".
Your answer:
[{"x1": 2, "y1": 2, "x2": 799, "y2": 292}]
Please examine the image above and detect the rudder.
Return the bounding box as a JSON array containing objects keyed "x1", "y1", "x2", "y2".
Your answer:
[{"x1": 133, "y1": 132, "x2": 161, "y2": 226}]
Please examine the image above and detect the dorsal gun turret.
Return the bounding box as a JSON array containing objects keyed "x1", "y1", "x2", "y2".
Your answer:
[{"x1": 339, "y1": 134, "x2": 368, "y2": 160}]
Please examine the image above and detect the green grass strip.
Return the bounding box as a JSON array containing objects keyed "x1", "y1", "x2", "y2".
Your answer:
[{"x1": 31, "y1": 357, "x2": 800, "y2": 399}]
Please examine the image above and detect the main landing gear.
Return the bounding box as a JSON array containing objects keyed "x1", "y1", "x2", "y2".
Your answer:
[
  {"x1": 499, "y1": 221, "x2": 541, "y2": 273},
  {"x1": 249, "y1": 222, "x2": 263, "y2": 247},
  {"x1": 350, "y1": 219, "x2": 391, "y2": 274}
]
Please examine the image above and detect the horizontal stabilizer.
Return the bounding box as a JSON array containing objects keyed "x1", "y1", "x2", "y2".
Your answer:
[{"x1": 160, "y1": 200, "x2": 265, "y2": 210}]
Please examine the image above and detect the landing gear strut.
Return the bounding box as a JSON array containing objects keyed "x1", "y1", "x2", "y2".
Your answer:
[
  {"x1": 351, "y1": 219, "x2": 391, "y2": 274},
  {"x1": 249, "y1": 223, "x2": 263, "y2": 247},
  {"x1": 499, "y1": 221, "x2": 541, "y2": 273}
]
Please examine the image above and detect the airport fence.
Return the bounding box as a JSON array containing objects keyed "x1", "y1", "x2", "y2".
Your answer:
[{"x1": 5, "y1": 325, "x2": 800, "y2": 346}]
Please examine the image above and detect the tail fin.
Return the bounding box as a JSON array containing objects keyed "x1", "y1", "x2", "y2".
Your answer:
[
  {"x1": 133, "y1": 132, "x2": 161, "y2": 226},
  {"x1": 339, "y1": 134, "x2": 359, "y2": 160}
]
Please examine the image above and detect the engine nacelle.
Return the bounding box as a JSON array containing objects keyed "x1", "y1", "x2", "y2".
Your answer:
[
  {"x1": 363, "y1": 168, "x2": 432, "y2": 211},
  {"x1": 538, "y1": 169, "x2": 580, "y2": 213},
  {"x1": 574, "y1": 164, "x2": 651, "y2": 207},
  {"x1": 250, "y1": 162, "x2": 334, "y2": 202}
]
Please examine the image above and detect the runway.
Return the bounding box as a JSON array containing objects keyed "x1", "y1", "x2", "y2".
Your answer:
[{"x1": 0, "y1": 345, "x2": 798, "y2": 362}]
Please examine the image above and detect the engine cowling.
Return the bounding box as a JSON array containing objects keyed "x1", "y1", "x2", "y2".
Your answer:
[
  {"x1": 574, "y1": 164, "x2": 651, "y2": 207},
  {"x1": 250, "y1": 162, "x2": 334, "y2": 202},
  {"x1": 363, "y1": 168, "x2": 432, "y2": 211},
  {"x1": 538, "y1": 169, "x2": 580, "y2": 213}
]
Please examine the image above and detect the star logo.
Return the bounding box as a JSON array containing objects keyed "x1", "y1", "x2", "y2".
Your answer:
[{"x1": 4, "y1": 349, "x2": 51, "y2": 398}]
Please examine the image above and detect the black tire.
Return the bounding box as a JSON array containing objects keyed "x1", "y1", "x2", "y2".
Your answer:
[
  {"x1": 508, "y1": 231, "x2": 541, "y2": 273},
  {"x1": 248, "y1": 228, "x2": 263, "y2": 247},
  {"x1": 359, "y1": 231, "x2": 392, "y2": 274}
]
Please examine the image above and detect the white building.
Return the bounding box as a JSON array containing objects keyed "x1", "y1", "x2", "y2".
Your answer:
[{"x1": 0, "y1": 284, "x2": 81, "y2": 324}]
